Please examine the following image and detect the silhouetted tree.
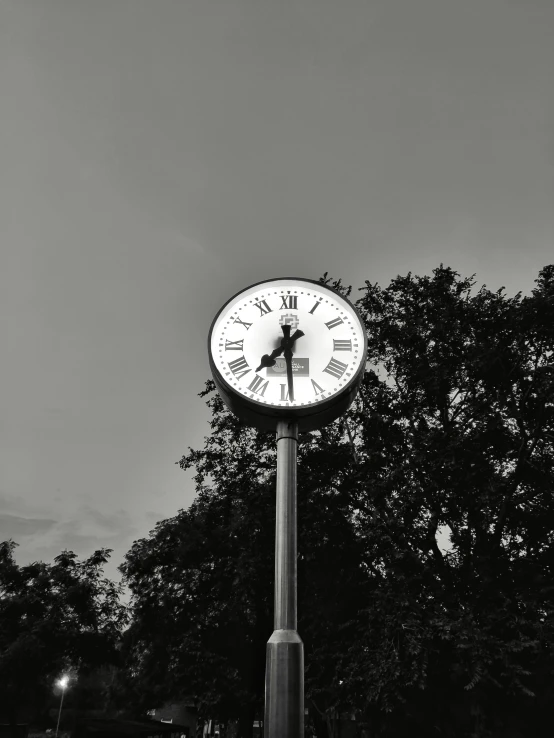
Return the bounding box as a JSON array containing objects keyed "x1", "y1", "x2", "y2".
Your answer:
[
  {"x1": 120, "y1": 265, "x2": 554, "y2": 738},
  {"x1": 0, "y1": 543, "x2": 128, "y2": 727}
]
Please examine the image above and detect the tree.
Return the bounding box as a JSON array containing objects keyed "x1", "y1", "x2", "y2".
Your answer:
[
  {"x1": 121, "y1": 265, "x2": 554, "y2": 738},
  {"x1": 0, "y1": 543, "x2": 128, "y2": 727},
  {"x1": 119, "y1": 471, "x2": 275, "y2": 735},
  {"x1": 331, "y1": 264, "x2": 554, "y2": 735}
]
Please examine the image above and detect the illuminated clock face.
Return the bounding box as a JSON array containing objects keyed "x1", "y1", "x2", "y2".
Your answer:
[{"x1": 209, "y1": 278, "x2": 366, "y2": 410}]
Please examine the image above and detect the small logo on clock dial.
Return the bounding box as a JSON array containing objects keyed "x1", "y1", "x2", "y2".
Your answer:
[
  {"x1": 266, "y1": 358, "x2": 310, "y2": 376},
  {"x1": 279, "y1": 313, "x2": 300, "y2": 330}
]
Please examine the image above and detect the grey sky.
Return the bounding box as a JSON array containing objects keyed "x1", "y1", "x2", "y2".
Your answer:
[{"x1": 1, "y1": 0, "x2": 553, "y2": 584}]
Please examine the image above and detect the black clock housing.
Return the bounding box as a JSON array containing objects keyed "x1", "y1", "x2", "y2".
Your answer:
[{"x1": 207, "y1": 277, "x2": 368, "y2": 432}]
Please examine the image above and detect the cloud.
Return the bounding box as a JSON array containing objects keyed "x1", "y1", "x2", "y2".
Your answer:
[
  {"x1": 0, "y1": 513, "x2": 57, "y2": 540},
  {"x1": 144, "y1": 509, "x2": 168, "y2": 526},
  {"x1": 1, "y1": 502, "x2": 141, "y2": 579},
  {"x1": 0, "y1": 491, "x2": 57, "y2": 519},
  {"x1": 53, "y1": 506, "x2": 140, "y2": 552}
]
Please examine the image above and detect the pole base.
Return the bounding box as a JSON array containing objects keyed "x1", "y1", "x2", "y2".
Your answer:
[{"x1": 264, "y1": 629, "x2": 304, "y2": 738}]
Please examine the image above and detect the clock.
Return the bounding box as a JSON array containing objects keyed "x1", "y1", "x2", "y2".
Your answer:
[{"x1": 208, "y1": 277, "x2": 367, "y2": 431}]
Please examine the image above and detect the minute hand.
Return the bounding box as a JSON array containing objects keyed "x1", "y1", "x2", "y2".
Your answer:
[{"x1": 280, "y1": 325, "x2": 304, "y2": 402}]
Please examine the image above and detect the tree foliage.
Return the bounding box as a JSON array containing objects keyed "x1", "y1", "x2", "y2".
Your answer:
[
  {"x1": 119, "y1": 420, "x2": 276, "y2": 732},
  {"x1": 120, "y1": 265, "x2": 554, "y2": 737},
  {"x1": 0, "y1": 542, "x2": 128, "y2": 724},
  {"x1": 336, "y1": 264, "x2": 554, "y2": 735}
]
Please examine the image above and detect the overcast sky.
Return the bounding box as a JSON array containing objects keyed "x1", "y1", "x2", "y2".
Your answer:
[{"x1": 2, "y1": 0, "x2": 553, "y2": 585}]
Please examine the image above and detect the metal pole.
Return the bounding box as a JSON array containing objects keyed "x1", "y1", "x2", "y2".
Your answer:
[
  {"x1": 55, "y1": 686, "x2": 65, "y2": 738},
  {"x1": 264, "y1": 419, "x2": 304, "y2": 738}
]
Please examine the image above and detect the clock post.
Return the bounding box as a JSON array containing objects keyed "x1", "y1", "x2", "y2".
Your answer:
[
  {"x1": 208, "y1": 277, "x2": 368, "y2": 738},
  {"x1": 264, "y1": 418, "x2": 303, "y2": 738}
]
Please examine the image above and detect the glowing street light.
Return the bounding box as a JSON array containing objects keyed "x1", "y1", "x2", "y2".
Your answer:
[{"x1": 55, "y1": 676, "x2": 69, "y2": 738}]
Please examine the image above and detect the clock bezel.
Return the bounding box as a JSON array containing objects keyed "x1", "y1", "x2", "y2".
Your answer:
[{"x1": 207, "y1": 277, "x2": 368, "y2": 431}]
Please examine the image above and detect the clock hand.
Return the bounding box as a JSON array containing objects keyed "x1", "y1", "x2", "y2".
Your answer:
[
  {"x1": 280, "y1": 325, "x2": 305, "y2": 346},
  {"x1": 255, "y1": 327, "x2": 304, "y2": 373},
  {"x1": 256, "y1": 346, "x2": 283, "y2": 372},
  {"x1": 284, "y1": 347, "x2": 294, "y2": 401},
  {"x1": 280, "y1": 325, "x2": 304, "y2": 402},
  {"x1": 279, "y1": 325, "x2": 294, "y2": 401}
]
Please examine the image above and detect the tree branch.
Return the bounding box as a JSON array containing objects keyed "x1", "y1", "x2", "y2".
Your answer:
[
  {"x1": 343, "y1": 417, "x2": 360, "y2": 466},
  {"x1": 493, "y1": 420, "x2": 545, "y2": 545}
]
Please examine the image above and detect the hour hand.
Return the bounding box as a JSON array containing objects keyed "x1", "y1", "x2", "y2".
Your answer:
[{"x1": 256, "y1": 347, "x2": 283, "y2": 372}]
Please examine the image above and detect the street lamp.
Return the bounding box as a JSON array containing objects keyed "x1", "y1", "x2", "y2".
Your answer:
[{"x1": 55, "y1": 676, "x2": 69, "y2": 738}]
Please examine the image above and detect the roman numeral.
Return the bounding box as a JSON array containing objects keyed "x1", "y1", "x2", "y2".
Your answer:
[
  {"x1": 247, "y1": 375, "x2": 269, "y2": 397},
  {"x1": 280, "y1": 384, "x2": 290, "y2": 401},
  {"x1": 311, "y1": 379, "x2": 324, "y2": 395},
  {"x1": 325, "y1": 317, "x2": 344, "y2": 330},
  {"x1": 228, "y1": 355, "x2": 251, "y2": 379},
  {"x1": 333, "y1": 339, "x2": 352, "y2": 351},
  {"x1": 225, "y1": 339, "x2": 244, "y2": 351},
  {"x1": 254, "y1": 299, "x2": 272, "y2": 316},
  {"x1": 309, "y1": 301, "x2": 322, "y2": 314},
  {"x1": 280, "y1": 295, "x2": 298, "y2": 310},
  {"x1": 323, "y1": 357, "x2": 348, "y2": 379},
  {"x1": 234, "y1": 317, "x2": 252, "y2": 330}
]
